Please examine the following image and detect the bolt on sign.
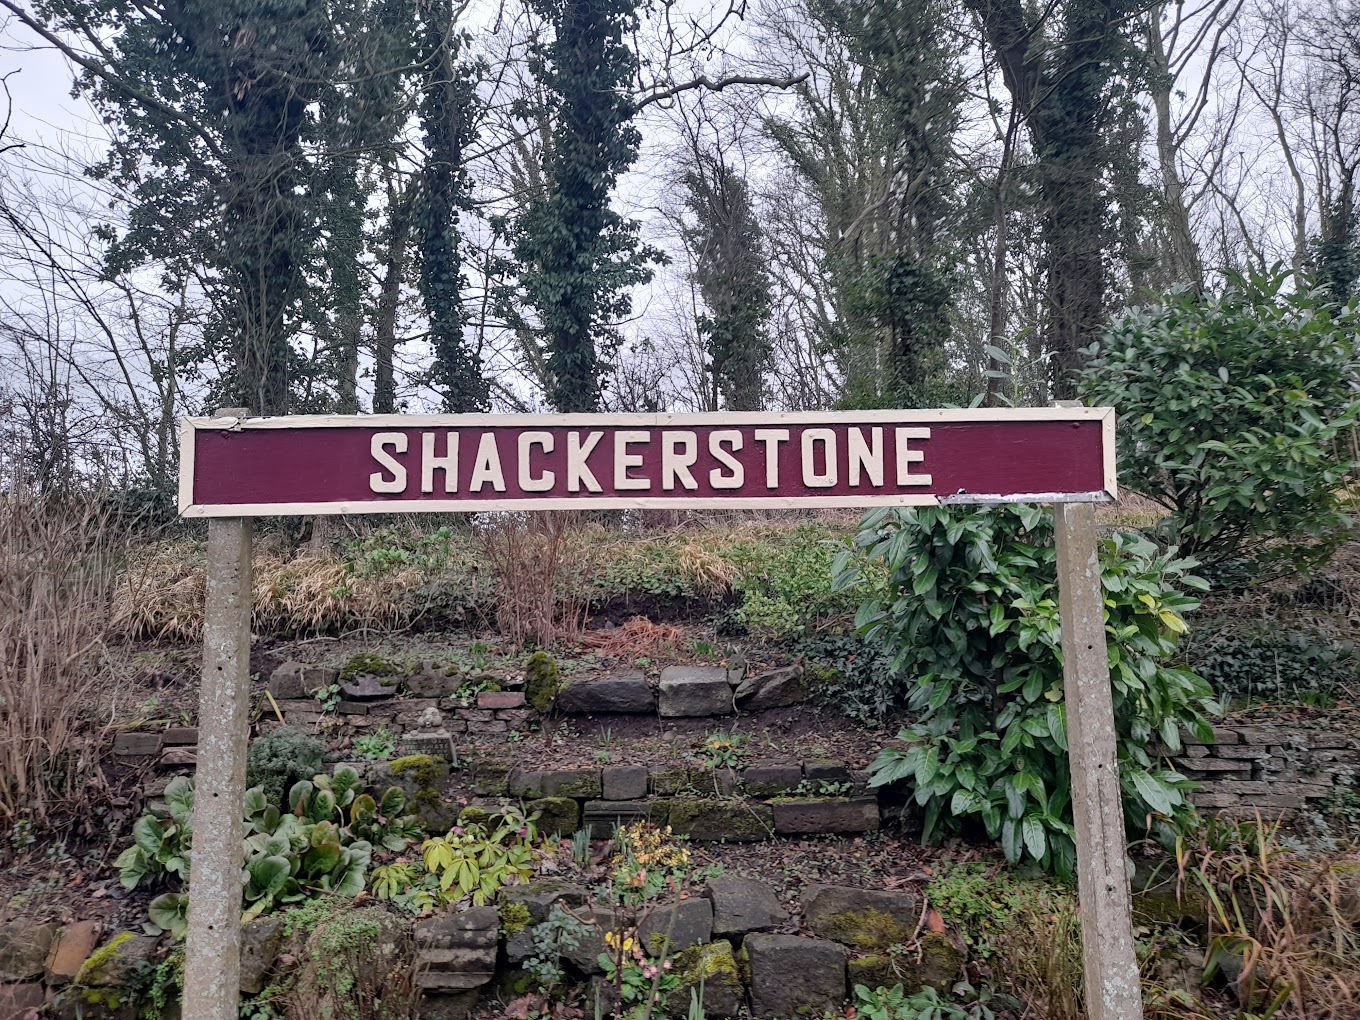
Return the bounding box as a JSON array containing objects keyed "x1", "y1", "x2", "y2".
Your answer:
[
  {"x1": 177, "y1": 404, "x2": 1140, "y2": 1020},
  {"x1": 178, "y1": 408, "x2": 1116, "y2": 516}
]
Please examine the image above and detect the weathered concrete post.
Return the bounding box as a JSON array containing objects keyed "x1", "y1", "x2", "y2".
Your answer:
[
  {"x1": 1054, "y1": 496, "x2": 1143, "y2": 1020},
  {"x1": 182, "y1": 408, "x2": 254, "y2": 1020}
]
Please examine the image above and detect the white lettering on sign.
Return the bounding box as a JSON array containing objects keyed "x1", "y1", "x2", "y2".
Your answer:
[
  {"x1": 366, "y1": 425, "x2": 937, "y2": 497},
  {"x1": 519, "y1": 432, "x2": 554, "y2": 492},
  {"x1": 370, "y1": 432, "x2": 407, "y2": 492},
  {"x1": 708, "y1": 430, "x2": 743, "y2": 489},
  {"x1": 422, "y1": 432, "x2": 458, "y2": 493},
  {"x1": 752, "y1": 428, "x2": 789, "y2": 488},
  {"x1": 895, "y1": 427, "x2": 932, "y2": 486},
  {"x1": 614, "y1": 431, "x2": 650, "y2": 490},
  {"x1": 469, "y1": 433, "x2": 506, "y2": 492}
]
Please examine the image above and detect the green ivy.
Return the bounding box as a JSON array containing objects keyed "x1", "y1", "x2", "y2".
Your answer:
[{"x1": 834, "y1": 505, "x2": 1219, "y2": 878}]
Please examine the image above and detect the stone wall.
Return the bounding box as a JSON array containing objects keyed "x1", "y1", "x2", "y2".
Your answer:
[
  {"x1": 0, "y1": 878, "x2": 965, "y2": 1019},
  {"x1": 1168, "y1": 724, "x2": 1357, "y2": 819}
]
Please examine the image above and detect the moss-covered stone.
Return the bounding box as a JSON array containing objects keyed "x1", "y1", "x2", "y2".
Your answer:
[
  {"x1": 385, "y1": 753, "x2": 453, "y2": 831},
  {"x1": 524, "y1": 652, "x2": 561, "y2": 713},
  {"x1": 473, "y1": 761, "x2": 512, "y2": 796},
  {"x1": 499, "y1": 902, "x2": 533, "y2": 936},
  {"x1": 649, "y1": 767, "x2": 699, "y2": 796},
  {"x1": 526, "y1": 796, "x2": 580, "y2": 836},
  {"x1": 850, "y1": 940, "x2": 965, "y2": 992},
  {"x1": 668, "y1": 799, "x2": 773, "y2": 842},
  {"x1": 457, "y1": 805, "x2": 497, "y2": 829},
  {"x1": 340, "y1": 652, "x2": 400, "y2": 684},
  {"x1": 817, "y1": 908, "x2": 914, "y2": 954},
  {"x1": 668, "y1": 940, "x2": 745, "y2": 1018}
]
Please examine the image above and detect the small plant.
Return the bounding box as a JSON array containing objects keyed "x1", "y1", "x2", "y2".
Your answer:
[
  {"x1": 794, "y1": 778, "x2": 852, "y2": 797},
  {"x1": 596, "y1": 726, "x2": 617, "y2": 749},
  {"x1": 524, "y1": 903, "x2": 592, "y2": 997},
  {"x1": 451, "y1": 676, "x2": 501, "y2": 707},
  {"x1": 595, "y1": 750, "x2": 615, "y2": 765},
  {"x1": 420, "y1": 805, "x2": 542, "y2": 905},
  {"x1": 691, "y1": 640, "x2": 717, "y2": 658},
  {"x1": 355, "y1": 726, "x2": 397, "y2": 761},
  {"x1": 600, "y1": 928, "x2": 679, "y2": 1016},
  {"x1": 849, "y1": 983, "x2": 992, "y2": 1020},
  {"x1": 700, "y1": 731, "x2": 747, "y2": 769},
  {"x1": 508, "y1": 729, "x2": 525, "y2": 743},
  {"x1": 570, "y1": 826, "x2": 593, "y2": 868},
  {"x1": 314, "y1": 680, "x2": 343, "y2": 713},
  {"x1": 246, "y1": 726, "x2": 325, "y2": 807}
]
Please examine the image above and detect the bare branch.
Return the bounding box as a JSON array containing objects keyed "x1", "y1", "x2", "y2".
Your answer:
[{"x1": 635, "y1": 71, "x2": 808, "y2": 111}]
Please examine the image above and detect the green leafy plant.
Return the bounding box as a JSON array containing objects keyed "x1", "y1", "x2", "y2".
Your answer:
[
  {"x1": 1181, "y1": 619, "x2": 1358, "y2": 708},
  {"x1": 314, "y1": 681, "x2": 343, "y2": 714},
  {"x1": 420, "y1": 806, "x2": 541, "y2": 905},
  {"x1": 1079, "y1": 268, "x2": 1360, "y2": 580},
  {"x1": 700, "y1": 731, "x2": 747, "y2": 769},
  {"x1": 834, "y1": 505, "x2": 1218, "y2": 877},
  {"x1": 115, "y1": 765, "x2": 422, "y2": 927},
  {"x1": 246, "y1": 726, "x2": 325, "y2": 807},
  {"x1": 354, "y1": 726, "x2": 397, "y2": 761},
  {"x1": 849, "y1": 983, "x2": 993, "y2": 1020},
  {"x1": 524, "y1": 903, "x2": 591, "y2": 996}
]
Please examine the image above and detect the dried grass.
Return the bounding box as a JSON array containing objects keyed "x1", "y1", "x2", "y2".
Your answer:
[
  {"x1": 113, "y1": 544, "x2": 425, "y2": 642},
  {"x1": 0, "y1": 487, "x2": 117, "y2": 825},
  {"x1": 583, "y1": 616, "x2": 684, "y2": 659},
  {"x1": 477, "y1": 511, "x2": 593, "y2": 649}
]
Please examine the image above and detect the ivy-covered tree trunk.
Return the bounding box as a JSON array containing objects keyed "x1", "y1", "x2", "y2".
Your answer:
[
  {"x1": 967, "y1": 0, "x2": 1135, "y2": 399},
  {"x1": 417, "y1": 0, "x2": 488, "y2": 412},
  {"x1": 683, "y1": 149, "x2": 773, "y2": 411},
  {"x1": 511, "y1": 0, "x2": 663, "y2": 412}
]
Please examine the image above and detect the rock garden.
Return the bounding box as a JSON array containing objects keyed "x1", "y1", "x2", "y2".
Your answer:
[{"x1": 5, "y1": 499, "x2": 1360, "y2": 1020}]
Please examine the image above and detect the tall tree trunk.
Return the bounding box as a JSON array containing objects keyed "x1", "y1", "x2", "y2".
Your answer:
[
  {"x1": 374, "y1": 177, "x2": 412, "y2": 415},
  {"x1": 1146, "y1": 10, "x2": 1205, "y2": 291}
]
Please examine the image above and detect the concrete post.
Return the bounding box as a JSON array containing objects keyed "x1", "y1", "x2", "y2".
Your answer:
[
  {"x1": 182, "y1": 409, "x2": 254, "y2": 1020},
  {"x1": 1054, "y1": 499, "x2": 1143, "y2": 1020}
]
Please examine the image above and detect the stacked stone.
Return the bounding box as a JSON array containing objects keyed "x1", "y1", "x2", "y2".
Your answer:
[
  {"x1": 1166, "y1": 724, "x2": 1358, "y2": 818},
  {"x1": 465, "y1": 759, "x2": 880, "y2": 840}
]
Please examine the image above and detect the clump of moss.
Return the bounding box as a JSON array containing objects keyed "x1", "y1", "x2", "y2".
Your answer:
[
  {"x1": 74, "y1": 931, "x2": 137, "y2": 987},
  {"x1": 818, "y1": 907, "x2": 914, "y2": 953},
  {"x1": 389, "y1": 753, "x2": 443, "y2": 788},
  {"x1": 673, "y1": 941, "x2": 741, "y2": 983},
  {"x1": 500, "y1": 901, "x2": 533, "y2": 936},
  {"x1": 523, "y1": 651, "x2": 560, "y2": 712},
  {"x1": 340, "y1": 652, "x2": 400, "y2": 684}
]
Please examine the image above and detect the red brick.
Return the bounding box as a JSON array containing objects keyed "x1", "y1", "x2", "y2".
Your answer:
[{"x1": 477, "y1": 691, "x2": 526, "y2": 710}]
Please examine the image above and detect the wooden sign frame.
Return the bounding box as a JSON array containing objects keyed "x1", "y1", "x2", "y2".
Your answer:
[{"x1": 178, "y1": 406, "x2": 1140, "y2": 1020}]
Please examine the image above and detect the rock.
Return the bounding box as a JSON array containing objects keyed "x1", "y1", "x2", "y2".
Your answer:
[
  {"x1": 771, "y1": 797, "x2": 879, "y2": 834},
  {"x1": 0, "y1": 919, "x2": 58, "y2": 982},
  {"x1": 500, "y1": 880, "x2": 590, "y2": 923},
  {"x1": 239, "y1": 917, "x2": 284, "y2": 994},
  {"x1": 477, "y1": 691, "x2": 525, "y2": 710},
  {"x1": 45, "y1": 921, "x2": 102, "y2": 985},
  {"x1": 76, "y1": 932, "x2": 159, "y2": 986},
  {"x1": 161, "y1": 726, "x2": 198, "y2": 746},
  {"x1": 419, "y1": 990, "x2": 481, "y2": 1019},
  {"x1": 739, "y1": 764, "x2": 802, "y2": 797},
  {"x1": 667, "y1": 940, "x2": 745, "y2": 1019},
  {"x1": 399, "y1": 729, "x2": 455, "y2": 761},
  {"x1": 560, "y1": 906, "x2": 612, "y2": 975},
  {"x1": 669, "y1": 800, "x2": 774, "y2": 842},
  {"x1": 904, "y1": 931, "x2": 966, "y2": 992},
  {"x1": 112, "y1": 732, "x2": 161, "y2": 757},
  {"x1": 509, "y1": 768, "x2": 602, "y2": 798},
  {"x1": 341, "y1": 673, "x2": 398, "y2": 700},
  {"x1": 1131, "y1": 864, "x2": 1210, "y2": 926},
  {"x1": 602, "y1": 766, "x2": 650, "y2": 800},
  {"x1": 405, "y1": 664, "x2": 463, "y2": 699},
  {"x1": 803, "y1": 761, "x2": 851, "y2": 783},
  {"x1": 583, "y1": 800, "x2": 670, "y2": 835},
  {"x1": 649, "y1": 767, "x2": 701, "y2": 796},
  {"x1": 269, "y1": 661, "x2": 338, "y2": 699},
  {"x1": 639, "y1": 897, "x2": 714, "y2": 955},
  {"x1": 0, "y1": 981, "x2": 44, "y2": 1014},
  {"x1": 659, "y1": 666, "x2": 733, "y2": 717},
  {"x1": 705, "y1": 878, "x2": 787, "y2": 936},
  {"x1": 158, "y1": 748, "x2": 197, "y2": 767},
  {"x1": 558, "y1": 673, "x2": 655, "y2": 714},
  {"x1": 802, "y1": 885, "x2": 919, "y2": 950},
  {"x1": 526, "y1": 796, "x2": 581, "y2": 836},
  {"x1": 473, "y1": 762, "x2": 512, "y2": 796},
  {"x1": 733, "y1": 666, "x2": 808, "y2": 711},
  {"x1": 743, "y1": 934, "x2": 846, "y2": 1019},
  {"x1": 416, "y1": 907, "x2": 499, "y2": 991}
]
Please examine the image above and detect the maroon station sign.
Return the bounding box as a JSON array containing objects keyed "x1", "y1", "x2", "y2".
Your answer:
[{"x1": 177, "y1": 408, "x2": 1116, "y2": 517}]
